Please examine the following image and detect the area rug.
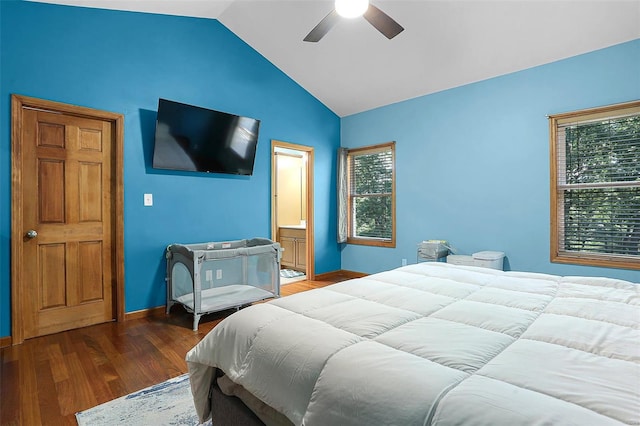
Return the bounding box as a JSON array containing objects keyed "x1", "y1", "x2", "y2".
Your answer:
[
  {"x1": 280, "y1": 268, "x2": 304, "y2": 278},
  {"x1": 76, "y1": 374, "x2": 212, "y2": 426}
]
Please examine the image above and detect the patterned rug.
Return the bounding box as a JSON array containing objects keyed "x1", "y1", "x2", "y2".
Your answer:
[
  {"x1": 76, "y1": 374, "x2": 211, "y2": 426},
  {"x1": 280, "y1": 268, "x2": 304, "y2": 278}
]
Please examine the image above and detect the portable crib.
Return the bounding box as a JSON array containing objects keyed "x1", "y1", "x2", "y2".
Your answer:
[{"x1": 165, "y1": 238, "x2": 281, "y2": 330}]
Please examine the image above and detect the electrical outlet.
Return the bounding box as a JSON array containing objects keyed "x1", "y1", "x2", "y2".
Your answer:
[
  {"x1": 216, "y1": 269, "x2": 222, "y2": 280},
  {"x1": 402, "y1": 258, "x2": 407, "y2": 266},
  {"x1": 205, "y1": 270, "x2": 213, "y2": 281},
  {"x1": 143, "y1": 193, "x2": 153, "y2": 206}
]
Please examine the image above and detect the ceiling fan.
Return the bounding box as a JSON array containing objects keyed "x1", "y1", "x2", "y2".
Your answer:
[{"x1": 304, "y1": 0, "x2": 404, "y2": 42}]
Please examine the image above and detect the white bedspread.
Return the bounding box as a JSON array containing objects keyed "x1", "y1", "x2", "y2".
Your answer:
[{"x1": 186, "y1": 263, "x2": 640, "y2": 425}]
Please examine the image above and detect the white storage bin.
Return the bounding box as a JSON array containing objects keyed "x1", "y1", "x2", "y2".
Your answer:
[
  {"x1": 447, "y1": 254, "x2": 475, "y2": 266},
  {"x1": 472, "y1": 251, "x2": 505, "y2": 270},
  {"x1": 418, "y1": 241, "x2": 449, "y2": 260}
]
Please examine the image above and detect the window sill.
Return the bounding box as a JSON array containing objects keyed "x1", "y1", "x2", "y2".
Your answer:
[
  {"x1": 552, "y1": 252, "x2": 640, "y2": 270},
  {"x1": 347, "y1": 237, "x2": 395, "y2": 248}
]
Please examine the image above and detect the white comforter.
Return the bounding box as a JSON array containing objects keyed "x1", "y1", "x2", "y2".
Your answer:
[{"x1": 186, "y1": 263, "x2": 640, "y2": 425}]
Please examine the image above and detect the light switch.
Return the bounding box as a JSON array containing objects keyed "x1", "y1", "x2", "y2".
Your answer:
[{"x1": 144, "y1": 193, "x2": 153, "y2": 206}]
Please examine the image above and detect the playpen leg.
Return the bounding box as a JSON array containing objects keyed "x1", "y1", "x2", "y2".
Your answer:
[{"x1": 193, "y1": 313, "x2": 201, "y2": 331}]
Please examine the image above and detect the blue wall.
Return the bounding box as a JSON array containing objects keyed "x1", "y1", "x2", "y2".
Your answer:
[
  {"x1": 341, "y1": 39, "x2": 640, "y2": 283},
  {"x1": 2, "y1": 2, "x2": 638, "y2": 340},
  {"x1": 0, "y1": 1, "x2": 341, "y2": 337}
]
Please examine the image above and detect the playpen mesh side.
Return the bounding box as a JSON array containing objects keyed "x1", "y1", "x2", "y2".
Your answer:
[
  {"x1": 168, "y1": 239, "x2": 280, "y2": 312},
  {"x1": 171, "y1": 262, "x2": 195, "y2": 309}
]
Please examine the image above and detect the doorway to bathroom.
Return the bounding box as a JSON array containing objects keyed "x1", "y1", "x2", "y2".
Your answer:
[{"x1": 271, "y1": 140, "x2": 314, "y2": 283}]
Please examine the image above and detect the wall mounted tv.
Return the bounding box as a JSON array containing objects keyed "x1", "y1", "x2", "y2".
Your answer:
[{"x1": 152, "y1": 98, "x2": 261, "y2": 176}]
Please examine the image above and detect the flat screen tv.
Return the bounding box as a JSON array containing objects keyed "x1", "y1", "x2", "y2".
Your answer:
[{"x1": 152, "y1": 98, "x2": 260, "y2": 175}]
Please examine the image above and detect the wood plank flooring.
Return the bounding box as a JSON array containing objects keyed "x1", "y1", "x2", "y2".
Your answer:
[{"x1": 0, "y1": 277, "x2": 346, "y2": 426}]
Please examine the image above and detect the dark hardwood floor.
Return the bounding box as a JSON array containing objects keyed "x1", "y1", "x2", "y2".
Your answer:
[{"x1": 0, "y1": 276, "x2": 350, "y2": 426}]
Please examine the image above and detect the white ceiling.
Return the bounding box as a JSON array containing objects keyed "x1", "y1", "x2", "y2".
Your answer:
[{"x1": 28, "y1": 0, "x2": 640, "y2": 117}]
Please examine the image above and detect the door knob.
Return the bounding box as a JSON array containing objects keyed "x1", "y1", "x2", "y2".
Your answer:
[{"x1": 26, "y1": 230, "x2": 38, "y2": 239}]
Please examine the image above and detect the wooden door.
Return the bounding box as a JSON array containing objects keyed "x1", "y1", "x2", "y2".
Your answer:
[
  {"x1": 296, "y1": 239, "x2": 307, "y2": 270},
  {"x1": 11, "y1": 95, "x2": 124, "y2": 343},
  {"x1": 280, "y1": 236, "x2": 296, "y2": 269}
]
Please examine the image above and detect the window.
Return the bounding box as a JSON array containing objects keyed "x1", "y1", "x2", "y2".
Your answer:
[
  {"x1": 346, "y1": 142, "x2": 395, "y2": 247},
  {"x1": 549, "y1": 100, "x2": 640, "y2": 269}
]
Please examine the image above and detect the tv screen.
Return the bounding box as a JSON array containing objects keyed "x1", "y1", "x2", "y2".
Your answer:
[{"x1": 152, "y1": 98, "x2": 260, "y2": 175}]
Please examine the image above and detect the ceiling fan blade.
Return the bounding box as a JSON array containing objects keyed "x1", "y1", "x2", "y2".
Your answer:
[
  {"x1": 363, "y1": 4, "x2": 404, "y2": 39},
  {"x1": 304, "y1": 10, "x2": 340, "y2": 42}
]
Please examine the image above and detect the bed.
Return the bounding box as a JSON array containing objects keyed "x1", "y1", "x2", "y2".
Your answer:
[{"x1": 185, "y1": 262, "x2": 640, "y2": 425}]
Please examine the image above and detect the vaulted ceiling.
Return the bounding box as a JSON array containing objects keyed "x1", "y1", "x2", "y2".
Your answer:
[{"x1": 28, "y1": 0, "x2": 640, "y2": 116}]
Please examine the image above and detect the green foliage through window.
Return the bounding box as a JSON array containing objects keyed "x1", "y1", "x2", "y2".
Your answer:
[
  {"x1": 563, "y1": 187, "x2": 639, "y2": 255},
  {"x1": 565, "y1": 116, "x2": 639, "y2": 185}
]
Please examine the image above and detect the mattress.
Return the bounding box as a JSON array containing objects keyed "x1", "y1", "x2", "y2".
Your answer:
[
  {"x1": 176, "y1": 285, "x2": 275, "y2": 312},
  {"x1": 186, "y1": 262, "x2": 640, "y2": 425}
]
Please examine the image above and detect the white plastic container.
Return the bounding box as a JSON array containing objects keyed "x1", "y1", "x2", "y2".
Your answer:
[
  {"x1": 418, "y1": 241, "x2": 449, "y2": 260},
  {"x1": 472, "y1": 251, "x2": 505, "y2": 270},
  {"x1": 446, "y1": 254, "x2": 475, "y2": 266}
]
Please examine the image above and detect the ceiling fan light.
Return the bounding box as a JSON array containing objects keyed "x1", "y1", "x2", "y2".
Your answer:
[{"x1": 335, "y1": 0, "x2": 369, "y2": 18}]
